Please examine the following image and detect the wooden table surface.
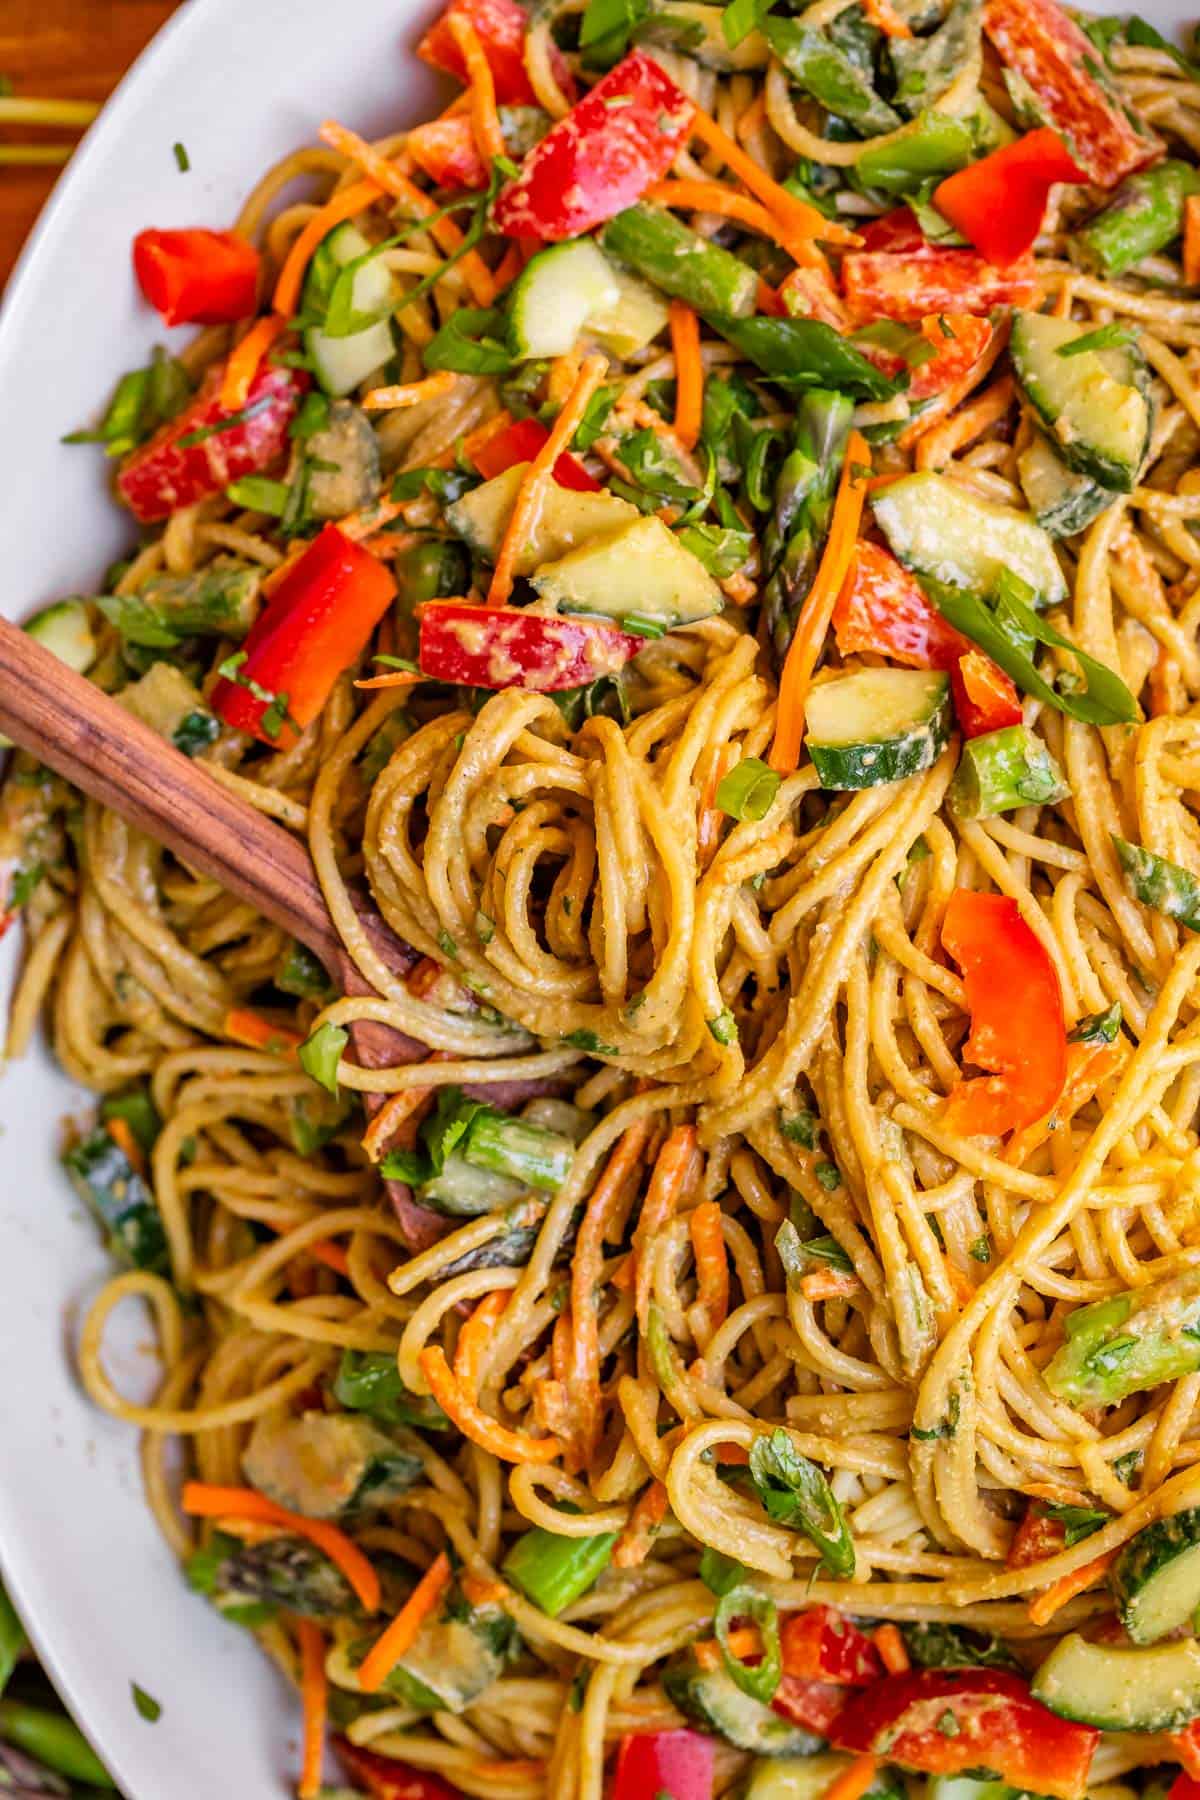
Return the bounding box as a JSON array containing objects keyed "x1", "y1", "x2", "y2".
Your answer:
[{"x1": 1, "y1": 0, "x2": 179, "y2": 285}]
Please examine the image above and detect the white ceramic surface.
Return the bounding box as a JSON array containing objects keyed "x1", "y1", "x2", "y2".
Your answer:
[{"x1": 0, "y1": 2, "x2": 1196, "y2": 1795}]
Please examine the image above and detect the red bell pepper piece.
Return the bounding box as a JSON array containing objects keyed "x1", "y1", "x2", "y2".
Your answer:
[
  {"x1": 406, "y1": 116, "x2": 491, "y2": 192},
  {"x1": 1171, "y1": 1726, "x2": 1200, "y2": 1784},
  {"x1": 941, "y1": 889, "x2": 1067, "y2": 1137},
  {"x1": 493, "y1": 51, "x2": 693, "y2": 242},
  {"x1": 417, "y1": 0, "x2": 567, "y2": 106},
  {"x1": 830, "y1": 1669, "x2": 1098, "y2": 1800},
  {"x1": 771, "y1": 1674, "x2": 850, "y2": 1736},
  {"x1": 982, "y1": 0, "x2": 1161, "y2": 189},
  {"x1": 1007, "y1": 1500, "x2": 1069, "y2": 1570},
  {"x1": 613, "y1": 1729, "x2": 713, "y2": 1800},
  {"x1": 334, "y1": 1737, "x2": 463, "y2": 1800},
  {"x1": 116, "y1": 362, "x2": 307, "y2": 524},
  {"x1": 951, "y1": 650, "x2": 1023, "y2": 737},
  {"x1": 132, "y1": 228, "x2": 260, "y2": 328},
  {"x1": 1171, "y1": 1776, "x2": 1200, "y2": 1800},
  {"x1": 856, "y1": 314, "x2": 993, "y2": 405},
  {"x1": 858, "y1": 208, "x2": 928, "y2": 255},
  {"x1": 834, "y1": 541, "x2": 970, "y2": 670},
  {"x1": 842, "y1": 247, "x2": 1040, "y2": 323},
  {"x1": 779, "y1": 1605, "x2": 883, "y2": 1686},
  {"x1": 211, "y1": 525, "x2": 396, "y2": 748},
  {"x1": 471, "y1": 415, "x2": 600, "y2": 492},
  {"x1": 418, "y1": 601, "x2": 640, "y2": 692},
  {"x1": 933, "y1": 129, "x2": 1086, "y2": 267}
]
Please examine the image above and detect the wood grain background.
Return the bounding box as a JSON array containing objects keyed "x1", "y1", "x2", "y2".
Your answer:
[{"x1": 1, "y1": 0, "x2": 179, "y2": 283}]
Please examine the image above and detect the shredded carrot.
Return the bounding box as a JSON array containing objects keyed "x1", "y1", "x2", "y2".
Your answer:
[
  {"x1": 462, "y1": 410, "x2": 514, "y2": 465},
  {"x1": 822, "y1": 1755, "x2": 881, "y2": 1800},
  {"x1": 769, "y1": 432, "x2": 870, "y2": 774},
  {"x1": 1022, "y1": 1480, "x2": 1096, "y2": 1508},
  {"x1": 735, "y1": 92, "x2": 768, "y2": 144},
  {"x1": 454, "y1": 1290, "x2": 510, "y2": 1390},
  {"x1": 687, "y1": 104, "x2": 860, "y2": 260},
  {"x1": 362, "y1": 371, "x2": 458, "y2": 411},
  {"x1": 866, "y1": 471, "x2": 906, "y2": 493},
  {"x1": 181, "y1": 1484, "x2": 380, "y2": 1612},
  {"x1": 612, "y1": 1479, "x2": 669, "y2": 1569},
  {"x1": 471, "y1": 1762, "x2": 546, "y2": 1781},
  {"x1": 873, "y1": 1623, "x2": 910, "y2": 1674},
  {"x1": 697, "y1": 742, "x2": 738, "y2": 865},
  {"x1": 1027, "y1": 1547, "x2": 1117, "y2": 1627},
  {"x1": 361, "y1": 1065, "x2": 449, "y2": 1161},
  {"x1": 462, "y1": 1572, "x2": 511, "y2": 1607},
  {"x1": 716, "y1": 1441, "x2": 750, "y2": 1465},
  {"x1": 669, "y1": 301, "x2": 703, "y2": 453},
  {"x1": 224, "y1": 1007, "x2": 303, "y2": 1057},
  {"x1": 273, "y1": 176, "x2": 381, "y2": 318},
  {"x1": 648, "y1": 178, "x2": 785, "y2": 248},
  {"x1": 220, "y1": 314, "x2": 287, "y2": 413},
  {"x1": 567, "y1": 1116, "x2": 655, "y2": 1469},
  {"x1": 914, "y1": 373, "x2": 1016, "y2": 471},
  {"x1": 296, "y1": 1620, "x2": 328, "y2": 1800},
  {"x1": 319, "y1": 121, "x2": 495, "y2": 306},
  {"x1": 863, "y1": 0, "x2": 912, "y2": 34},
  {"x1": 488, "y1": 352, "x2": 608, "y2": 605},
  {"x1": 1007, "y1": 1041, "x2": 1121, "y2": 1166},
  {"x1": 492, "y1": 243, "x2": 524, "y2": 291},
  {"x1": 942, "y1": 1256, "x2": 975, "y2": 1306},
  {"x1": 1052, "y1": 281, "x2": 1075, "y2": 320},
  {"x1": 756, "y1": 277, "x2": 786, "y2": 316},
  {"x1": 689, "y1": 1200, "x2": 729, "y2": 1333},
  {"x1": 799, "y1": 1269, "x2": 862, "y2": 1301},
  {"x1": 1186, "y1": 195, "x2": 1200, "y2": 287},
  {"x1": 105, "y1": 1116, "x2": 147, "y2": 1179},
  {"x1": 420, "y1": 1345, "x2": 562, "y2": 1463},
  {"x1": 353, "y1": 669, "x2": 426, "y2": 692},
  {"x1": 358, "y1": 1550, "x2": 452, "y2": 1694},
  {"x1": 634, "y1": 1124, "x2": 700, "y2": 1331},
  {"x1": 1149, "y1": 640, "x2": 1179, "y2": 718},
  {"x1": 446, "y1": 12, "x2": 506, "y2": 165},
  {"x1": 694, "y1": 1625, "x2": 761, "y2": 1671},
  {"x1": 309, "y1": 1240, "x2": 350, "y2": 1277}
]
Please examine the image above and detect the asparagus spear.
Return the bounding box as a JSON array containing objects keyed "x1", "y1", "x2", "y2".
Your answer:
[
  {"x1": 463, "y1": 1111, "x2": 576, "y2": 1191},
  {"x1": 502, "y1": 1527, "x2": 618, "y2": 1616},
  {"x1": 1044, "y1": 1267, "x2": 1200, "y2": 1407},
  {"x1": 1075, "y1": 161, "x2": 1200, "y2": 278},
  {"x1": 1113, "y1": 835, "x2": 1200, "y2": 930},
  {"x1": 0, "y1": 1705, "x2": 113, "y2": 1790},
  {"x1": 187, "y1": 1530, "x2": 360, "y2": 1620},
  {"x1": 950, "y1": 724, "x2": 1069, "y2": 819},
  {"x1": 99, "y1": 559, "x2": 260, "y2": 645},
  {"x1": 760, "y1": 389, "x2": 854, "y2": 666},
  {"x1": 855, "y1": 108, "x2": 975, "y2": 194},
  {"x1": 764, "y1": 18, "x2": 901, "y2": 137},
  {"x1": 601, "y1": 205, "x2": 759, "y2": 317}
]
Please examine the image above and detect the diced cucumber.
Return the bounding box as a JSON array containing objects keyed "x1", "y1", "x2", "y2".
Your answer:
[
  {"x1": 25, "y1": 600, "x2": 96, "y2": 674},
  {"x1": 746, "y1": 1757, "x2": 900, "y2": 1800},
  {"x1": 63, "y1": 1126, "x2": 167, "y2": 1273},
  {"x1": 305, "y1": 400, "x2": 381, "y2": 520},
  {"x1": 1044, "y1": 1267, "x2": 1200, "y2": 1408},
  {"x1": 531, "y1": 514, "x2": 724, "y2": 627},
  {"x1": 370, "y1": 1579, "x2": 518, "y2": 1713},
  {"x1": 1016, "y1": 431, "x2": 1113, "y2": 539},
  {"x1": 804, "y1": 668, "x2": 951, "y2": 790},
  {"x1": 508, "y1": 239, "x2": 621, "y2": 361},
  {"x1": 419, "y1": 1152, "x2": 526, "y2": 1217},
  {"x1": 1112, "y1": 1508, "x2": 1200, "y2": 1644},
  {"x1": 1114, "y1": 835, "x2": 1200, "y2": 931},
  {"x1": 646, "y1": 0, "x2": 768, "y2": 69},
  {"x1": 585, "y1": 267, "x2": 671, "y2": 357},
  {"x1": 243, "y1": 1411, "x2": 423, "y2": 1519},
  {"x1": 871, "y1": 471, "x2": 1066, "y2": 608},
  {"x1": 1031, "y1": 1631, "x2": 1200, "y2": 1732},
  {"x1": 446, "y1": 462, "x2": 638, "y2": 572},
  {"x1": 949, "y1": 724, "x2": 1069, "y2": 819},
  {"x1": 305, "y1": 223, "x2": 396, "y2": 399},
  {"x1": 121, "y1": 661, "x2": 213, "y2": 748},
  {"x1": 1010, "y1": 310, "x2": 1152, "y2": 493},
  {"x1": 661, "y1": 1658, "x2": 823, "y2": 1755}
]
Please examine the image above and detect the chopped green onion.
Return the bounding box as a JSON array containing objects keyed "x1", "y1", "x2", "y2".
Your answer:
[
  {"x1": 502, "y1": 1526, "x2": 617, "y2": 1616},
  {"x1": 173, "y1": 141, "x2": 190, "y2": 172},
  {"x1": 1056, "y1": 323, "x2": 1134, "y2": 358},
  {"x1": 707, "y1": 1009, "x2": 738, "y2": 1045},
  {"x1": 747, "y1": 1427, "x2": 855, "y2": 1577},
  {"x1": 715, "y1": 1585, "x2": 782, "y2": 1703},
  {"x1": 698, "y1": 1547, "x2": 747, "y2": 1595},
  {"x1": 716, "y1": 756, "x2": 781, "y2": 823}
]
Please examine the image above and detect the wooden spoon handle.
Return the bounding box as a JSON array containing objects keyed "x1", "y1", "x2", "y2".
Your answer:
[{"x1": 0, "y1": 616, "x2": 341, "y2": 968}]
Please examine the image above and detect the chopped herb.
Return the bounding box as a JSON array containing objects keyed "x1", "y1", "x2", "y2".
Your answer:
[
  {"x1": 298, "y1": 1022, "x2": 348, "y2": 1095},
  {"x1": 216, "y1": 652, "x2": 299, "y2": 741},
  {"x1": 131, "y1": 1682, "x2": 162, "y2": 1722},
  {"x1": 912, "y1": 1391, "x2": 961, "y2": 1442},
  {"x1": 779, "y1": 1106, "x2": 818, "y2": 1149},
  {"x1": 475, "y1": 911, "x2": 495, "y2": 944},
  {"x1": 9, "y1": 862, "x2": 43, "y2": 909},
  {"x1": 570, "y1": 1669, "x2": 589, "y2": 1712},
  {"x1": 1040, "y1": 1501, "x2": 1109, "y2": 1548},
  {"x1": 937, "y1": 1709, "x2": 960, "y2": 1737},
  {"x1": 390, "y1": 465, "x2": 476, "y2": 504},
  {"x1": 1069, "y1": 1003, "x2": 1122, "y2": 1045},
  {"x1": 564, "y1": 1028, "x2": 618, "y2": 1055},
  {"x1": 748, "y1": 1427, "x2": 855, "y2": 1577},
  {"x1": 226, "y1": 475, "x2": 290, "y2": 515},
  {"x1": 437, "y1": 929, "x2": 460, "y2": 960},
  {"x1": 176, "y1": 392, "x2": 275, "y2": 448},
  {"x1": 814, "y1": 1161, "x2": 841, "y2": 1191},
  {"x1": 172, "y1": 141, "x2": 190, "y2": 172},
  {"x1": 968, "y1": 1235, "x2": 991, "y2": 1263},
  {"x1": 707, "y1": 1009, "x2": 738, "y2": 1046},
  {"x1": 1057, "y1": 323, "x2": 1134, "y2": 358},
  {"x1": 1125, "y1": 15, "x2": 1200, "y2": 80}
]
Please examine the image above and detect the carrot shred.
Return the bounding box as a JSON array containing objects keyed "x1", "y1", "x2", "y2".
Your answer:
[
  {"x1": 296, "y1": 1620, "x2": 328, "y2": 1800},
  {"x1": 181, "y1": 1484, "x2": 380, "y2": 1613},
  {"x1": 863, "y1": 0, "x2": 912, "y2": 34},
  {"x1": 669, "y1": 301, "x2": 703, "y2": 452},
  {"x1": 319, "y1": 120, "x2": 496, "y2": 306},
  {"x1": 461, "y1": 1573, "x2": 511, "y2": 1607},
  {"x1": 1150, "y1": 640, "x2": 1178, "y2": 718},
  {"x1": 353, "y1": 669, "x2": 426, "y2": 692},
  {"x1": 1027, "y1": 1547, "x2": 1117, "y2": 1627},
  {"x1": 419, "y1": 1345, "x2": 562, "y2": 1463},
  {"x1": 689, "y1": 1200, "x2": 729, "y2": 1333},
  {"x1": 224, "y1": 1007, "x2": 303, "y2": 1056},
  {"x1": 273, "y1": 176, "x2": 381, "y2": 319},
  {"x1": 105, "y1": 1116, "x2": 147, "y2": 1179},
  {"x1": 897, "y1": 321, "x2": 1010, "y2": 453},
  {"x1": 1186, "y1": 195, "x2": 1200, "y2": 287},
  {"x1": 362, "y1": 371, "x2": 458, "y2": 411},
  {"x1": 697, "y1": 742, "x2": 737, "y2": 866},
  {"x1": 634, "y1": 1124, "x2": 699, "y2": 1331},
  {"x1": 768, "y1": 432, "x2": 870, "y2": 774},
  {"x1": 309, "y1": 1240, "x2": 351, "y2": 1277},
  {"x1": 1007, "y1": 1041, "x2": 1121, "y2": 1166},
  {"x1": 446, "y1": 12, "x2": 506, "y2": 165},
  {"x1": 873, "y1": 1623, "x2": 910, "y2": 1674},
  {"x1": 756, "y1": 277, "x2": 786, "y2": 317},
  {"x1": 358, "y1": 1550, "x2": 453, "y2": 1694},
  {"x1": 462, "y1": 409, "x2": 514, "y2": 465},
  {"x1": 823, "y1": 1755, "x2": 881, "y2": 1800},
  {"x1": 693, "y1": 1625, "x2": 761, "y2": 1670},
  {"x1": 942, "y1": 1256, "x2": 976, "y2": 1306},
  {"x1": 648, "y1": 178, "x2": 797, "y2": 258},
  {"x1": 220, "y1": 314, "x2": 287, "y2": 413},
  {"x1": 686, "y1": 105, "x2": 860, "y2": 262},
  {"x1": 454, "y1": 1290, "x2": 510, "y2": 1390},
  {"x1": 567, "y1": 1115, "x2": 655, "y2": 1469},
  {"x1": 799, "y1": 1269, "x2": 862, "y2": 1301},
  {"x1": 487, "y1": 352, "x2": 608, "y2": 604},
  {"x1": 612, "y1": 1479, "x2": 669, "y2": 1568},
  {"x1": 914, "y1": 372, "x2": 1016, "y2": 471},
  {"x1": 492, "y1": 244, "x2": 524, "y2": 291},
  {"x1": 360, "y1": 1063, "x2": 450, "y2": 1161}
]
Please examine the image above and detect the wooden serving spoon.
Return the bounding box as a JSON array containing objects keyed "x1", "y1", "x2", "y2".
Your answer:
[{"x1": 0, "y1": 615, "x2": 453, "y2": 1248}]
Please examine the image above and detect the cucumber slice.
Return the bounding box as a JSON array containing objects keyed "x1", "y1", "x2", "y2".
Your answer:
[
  {"x1": 927, "y1": 1782, "x2": 1051, "y2": 1800},
  {"x1": 418, "y1": 1152, "x2": 526, "y2": 1218},
  {"x1": 747, "y1": 1756, "x2": 899, "y2": 1800},
  {"x1": 1016, "y1": 431, "x2": 1113, "y2": 539},
  {"x1": 243, "y1": 1410, "x2": 422, "y2": 1519},
  {"x1": 305, "y1": 223, "x2": 396, "y2": 398},
  {"x1": 1010, "y1": 310, "x2": 1152, "y2": 493},
  {"x1": 1112, "y1": 1508, "x2": 1200, "y2": 1644},
  {"x1": 805, "y1": 668, "x2": 951, "y2": 790},
  {"x1": 121, "y1": 662, "x2": 217, "y2": 758},
  {"x1": 646, "y1": 0, "x2": 769, "y2": 69},
  {"x1": 1030, "y1": 1631, "x2": 1200, "y2": 1732},
  {"x1": 446, "y1": 463, "x2": 638, "y2": 573},
  {"x1": 531, "y1": 514, "x2": 724, "y2": 627},
  {"x1": 508, "y1": 240, "x2": 621, "y2": 361},
  {"x1": 661, "y1": 1659, "x2": 823, "y2": 1755},
  {"x1": 585, "y1": 267, "x2": 671, "y2": 357},
  {"x1": 305, "y1": 400, "x2": 381, "y2": 520},
  {"x1": 872, "y1": 472, "x2": 1066, "y2": 608},
  {"x1": 25, "y1": 599, "x2": 97, "y2": 674}
]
